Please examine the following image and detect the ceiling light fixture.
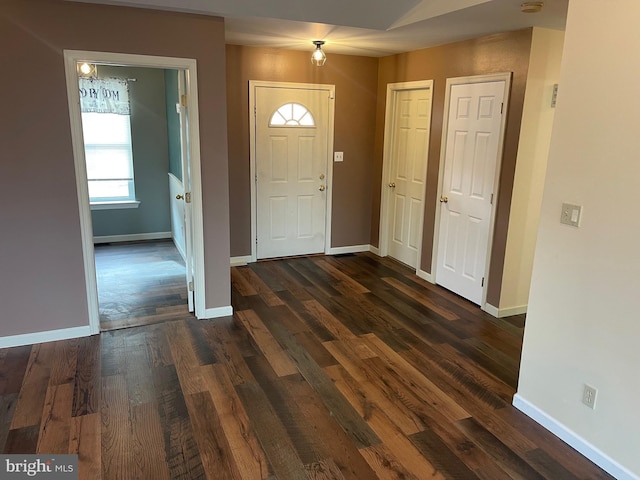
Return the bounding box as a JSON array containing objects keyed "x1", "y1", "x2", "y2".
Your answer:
[
  {"x1": 520, "y1": 1, "x2": 544, "y2": 13},
  {"x1": 311, "y1": 41, "x2": 326, "y2": 67},
  {"x1": 77, "y1": 62, "x2": 97, "y2": 77}
]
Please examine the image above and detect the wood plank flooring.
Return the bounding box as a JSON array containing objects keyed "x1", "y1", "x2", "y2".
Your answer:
[
  {"x1": 0, "y1": 253, "x2": 613, "y2": 479},
  {"x1": 94, "y1": 240, "x2": 190, "y2": 331}
]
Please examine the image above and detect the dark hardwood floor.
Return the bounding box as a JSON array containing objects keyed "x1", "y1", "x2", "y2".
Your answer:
[
  {"x1": 95, "y1": 240, "x2": 190, "y2": 331},
  {"x1": 0, "y1": 253, "x2": 613, "y2": 479}
]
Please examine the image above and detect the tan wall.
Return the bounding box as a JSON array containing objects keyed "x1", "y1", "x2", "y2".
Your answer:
[
  {"x1": 518, "y1": 1, "x2": 640, "y2": 475},
  {"x1": 374, "y1": 29, "x2": 533, "y2": 307},
  {"x1": 0, "y1": 0, "x2": 230, "y2": 338},
  {"x1": 500, "y1": 28, "x2": 565, "y2": 312},
  {"x1": 226, "y1": 45, "x2": 378, "y2": 256}
]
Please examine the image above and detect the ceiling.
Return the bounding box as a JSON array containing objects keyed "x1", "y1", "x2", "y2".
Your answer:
[{"x1": 67, "y1": 0, "x2": 568, "y2": 56}]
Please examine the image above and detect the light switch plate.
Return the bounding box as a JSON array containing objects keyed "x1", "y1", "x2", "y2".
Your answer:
[
  {"x1": 334, "y1": 152, "x2": 344, "y2": 162},
  {"x1": 560, "y1": 203, "x2": 581, "y2": 227}
]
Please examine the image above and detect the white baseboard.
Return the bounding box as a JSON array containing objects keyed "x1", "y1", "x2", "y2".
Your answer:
[
  {"x1": 201, "y1": 306, "x2": 234, "y2": 319},
  {"x1": 513, "y1": 394, "x2": 638, "y2": 480},
  {"x1": 369, "y1": 245, "x2": 381, "y2": 256},
  {"x1": 94, "y1": 232, "x2": 172, "y2": 244},
  {"x1": 417, "y1": 268, "x2": 434, "y2": 283},
  {"x1": 0, "y1": 325, "x2": 93, "y2": 349},
  {"x1": 230, "y1": 255, "x2": 252, "y2": 267},
  {"x1": 483, "y1": 303, "x2": 527, "y2": 318},
  {"x1": 174, "y1": 235, "x2": 187, "y2": 262},
  {"x1": 328, "y1": 244, "x2": 371, "y2": 255}
]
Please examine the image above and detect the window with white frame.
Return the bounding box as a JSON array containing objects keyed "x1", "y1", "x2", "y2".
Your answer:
[
  {"x1": 82, "y1": 112, "x2": 135, "y2": 202},
  {"x1": 78, "y1": 76, "x2": 136, "y2": 204}
]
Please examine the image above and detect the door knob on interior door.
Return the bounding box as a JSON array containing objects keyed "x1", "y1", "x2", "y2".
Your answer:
[
  {"x1": 319, "y1": 185, "x2": 326, "y2": 191},
  {"x1": 389, "y1": 182, "x2": 396, "y2": 188},
  {"x1": 176, "y1": 194, "x2": 184, "y2": 200},
  {"x1": 440, "y1": 196, "x2": 448, "y2": 203}
]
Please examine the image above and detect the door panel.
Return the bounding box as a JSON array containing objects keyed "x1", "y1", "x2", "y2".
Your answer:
[
  {"x1": 435, "y1": 80, "x2": 506, "y2": 305},
  {"x1": 255, "y1": 86, "x2": 330, "y2": 259},
  {"x1": 386, "y1": 87, "x2": 433, "y2": 268}
]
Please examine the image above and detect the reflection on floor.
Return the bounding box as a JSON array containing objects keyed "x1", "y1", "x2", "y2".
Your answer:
[{"x1": 95, "y1": 240, "x2": 191, "y2": 331}]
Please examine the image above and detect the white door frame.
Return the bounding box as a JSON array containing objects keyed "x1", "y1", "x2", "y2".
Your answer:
[
  {"x1": 63, "y1": 50, "x2": 207, "y2": 333},
  {"x1": 249, "y1": 80, "x2": 336, "y2": 263},
  {"x1": 379, "y1": 80, "x2": 434, "y2": 275},
  {"x1": 431, "y1": 72, "x2": 512, "y2": 311}
]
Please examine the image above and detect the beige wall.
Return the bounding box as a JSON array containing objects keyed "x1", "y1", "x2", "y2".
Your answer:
[
  {"x1": 499, "y1": 28, "x2": 565, "y2": 312},
  {"x1": 226, "y1": 45, "x2": 378, "y2": 256},
  {"x1": 518, "y1": 1, "x2": 640, "y2": 477},
  {"x1": 374, "y1": 30, "x2": 532, "y2": 307},
  {"x1": 0, "y1": 0, "x2": 230, "y2": 338}
]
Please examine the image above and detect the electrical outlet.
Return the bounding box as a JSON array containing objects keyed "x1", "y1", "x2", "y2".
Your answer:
[{"x1": 582, "y1": 384, "x2": 597, "y2": 409}]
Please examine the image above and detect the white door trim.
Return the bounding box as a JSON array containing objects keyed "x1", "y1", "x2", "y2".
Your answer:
[
  {"x1": 63, "y1": 50, "x2": 207, "y2": 333},
  {"x1": 431, "y1": 72, "x2": 512, "y2": 311},
  {"x1": 379, "y1": 80, "x2": 434, "y2": 273},
  {"x1": 249, "y1": 80, "x2": 336, "y2": 263}
]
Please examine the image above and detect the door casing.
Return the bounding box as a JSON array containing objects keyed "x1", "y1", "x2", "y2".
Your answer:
[
  {"x1": 249, "y1": 80, "x2": 336, "y2": 262},
  {"x1": 379, "y1": 80, "x2": 434, "y2": 275},
  {"x1": 431, "y1": 72, "x2": 512, "y2": 312},
  {"x1": 63, "y1": 50, "x2": 207, "y2": 333}
]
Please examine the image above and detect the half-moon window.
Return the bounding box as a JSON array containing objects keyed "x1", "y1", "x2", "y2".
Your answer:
[{"x1": 269, "y1": 103, "x2": 315, "y2": 127}]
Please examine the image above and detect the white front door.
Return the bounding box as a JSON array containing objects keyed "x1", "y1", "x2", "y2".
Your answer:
[
  {"x1": 254, "y1": 85, "x2": 332, "y2": 259},
  {"x1": 435, "y1": 78, "x2": 507, "y2": 305},
  {"x1": 386, "y1": 87, "x2": 432, "y2": 268}
]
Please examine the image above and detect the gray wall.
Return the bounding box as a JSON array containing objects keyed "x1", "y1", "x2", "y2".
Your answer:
[
  {"x1": 91, "y1": 65, "x2": 171, "y2": 237},
  {"x1": 164, "y1": 69, "x2": 182, "y2": 181}
]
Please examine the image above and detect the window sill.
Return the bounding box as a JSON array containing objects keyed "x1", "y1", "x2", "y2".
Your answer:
[{"x1": 90, "y1": 200, "x2": 140, "y2": 211}]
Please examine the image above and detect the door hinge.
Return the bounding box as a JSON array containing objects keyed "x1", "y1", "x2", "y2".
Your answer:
[
  {"x1": 185, "y1": 192, "x2": 192, "y2": 204},
  {"x1": 188, "y1": 280, "x2": 194, "y2": 292},
  {"x1": 181, "y1": 94, "x2": 188, "y2": 107},
  {"x1": 481, "y1": 277, "x2": 485, "y2": 287},
  {"x1": 490, "y1": 193, "x2": 494, "y2": 205},
  {"x1": 500, "y1": 102, "x2": 504, "y2": 114}
]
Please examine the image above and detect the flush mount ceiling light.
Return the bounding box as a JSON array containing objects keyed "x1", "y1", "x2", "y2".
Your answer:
[
  {"x1": 311, "y1": 40, "x2": 326, "y2": 67},
  {"x1": 521, "y1": 1, "x2": 544, "y2": 13},
  {"x1": 77, "y1": 62, "x2": 97, "y2": 77}
]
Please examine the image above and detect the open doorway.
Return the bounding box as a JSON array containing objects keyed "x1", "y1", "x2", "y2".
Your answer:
[
  {"x1": 64, "y1": 51, "x2": 206, "y2": 335},
  {"x1": 76, "y1": 64, "x2": 187, "y2": 330}
]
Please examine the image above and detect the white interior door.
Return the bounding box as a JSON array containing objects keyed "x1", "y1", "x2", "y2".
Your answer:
[
  {"x1": 255, "y1": 85, "x2": 331, "y2": 259},
  {"x1": 177, "y1": 70, "x2": 195, "y2": 312},
  {"x1": 386, "y1": 87, "x2": 432, "y2": 268},
  {"x1": 435, "y1": 79, "x2": 506, "y2": 305}
]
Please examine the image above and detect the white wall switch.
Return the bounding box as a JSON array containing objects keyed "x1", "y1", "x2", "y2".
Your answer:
[
  {"x1": 334, "y1": 151, "x2": 344, "y2": 162},
  {"x1": 560, "y1": 203, "x2": 581, "y2": 227}
]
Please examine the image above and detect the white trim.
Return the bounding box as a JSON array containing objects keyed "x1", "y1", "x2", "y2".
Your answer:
[
  {"x1": 513, "y1": 394, "x2": 639, "y2": 480},
  {"x1": 417, "y1": 268, "x2": 434, "y2": 283},
  {"x1": 93, "y1": 232, "x2": 172, "y2": 244},
  {"x1": 379, "y1": 80, "x2": 434, "y2": 277},
  {"x1": 202, "y1": 306, "x2": 234, "y2": 319},
  {"x1": 0, "y1": 326, "x2": 92, "y2": 349},
  {"x1": 231, "y1": 255, "x2": 252, "y2": 267},
  {"x1": 64, "y1": 50, "x2": 207, "y2": 331},
  {"x1": 369, "y1": 245, "x2": 381, "y2": 256},
  {"x1": 90, "y1": 200, "x2": 140, "y2": 210},
  {"x1": 327, "y1": 244, "x2": 370, "y2": 255},
  {"x1": 482, "y1": 303, "x2": 527, "y2": 318},
  {"x1": 431, "y1": 73, "x2": 512, "y2": 311},
  {"x1": 249, "y1": 80, "x2": 336, "y2": 263}
]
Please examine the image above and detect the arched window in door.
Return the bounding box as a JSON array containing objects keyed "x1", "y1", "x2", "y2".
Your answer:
[{"x1": 269, "y1": 102, "x2": 315, "y2": 127}]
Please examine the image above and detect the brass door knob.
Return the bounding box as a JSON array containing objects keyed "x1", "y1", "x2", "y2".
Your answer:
[
  {"x1": 176, "y1": 194, "x2": 184, "y2": 200},
  {"x1": 440, "y1": 196, "x2": 448, "y2": 203},
  {"x1": 319, "y1": 185, "x2": 326, "y2": 191},
  {"x1": 389, "y1": 182, "x2": 396, "y2": 188}
]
